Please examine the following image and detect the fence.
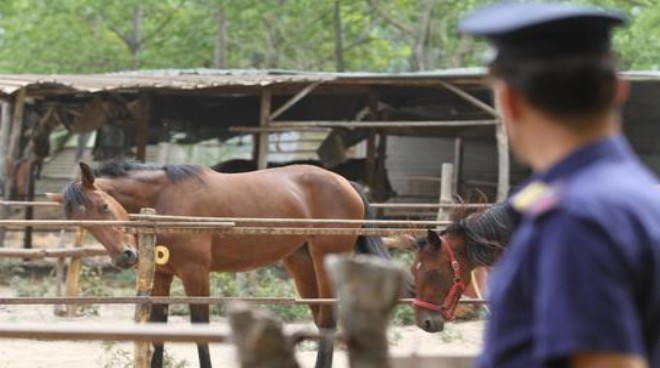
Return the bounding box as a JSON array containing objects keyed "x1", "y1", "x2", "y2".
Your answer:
[
  {"x1": 0, "y1": 257, "x2": 478, "y2": 368},
  {"x1": 0, "y1": 208, "x2": 482, "y2": 367}
]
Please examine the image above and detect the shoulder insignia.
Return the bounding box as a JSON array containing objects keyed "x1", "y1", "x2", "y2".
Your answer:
[{"x1": 510, "y1": 181, "x2": 561, "y2": 217}]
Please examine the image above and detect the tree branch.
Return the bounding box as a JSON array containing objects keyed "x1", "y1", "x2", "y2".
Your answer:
[{"x1": 365, "y1": 0, "x2": 415, "y2": 36}]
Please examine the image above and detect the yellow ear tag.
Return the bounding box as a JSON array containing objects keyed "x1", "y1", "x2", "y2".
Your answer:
[{"x1": 155, "y1": 245, "x2": 170, "y2": 266}]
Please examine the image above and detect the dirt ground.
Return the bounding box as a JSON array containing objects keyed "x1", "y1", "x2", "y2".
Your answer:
[
  {"x1": 0, "y1": 231, "x2": 484, "y2": 367},
  {"x1": 0, "y1": 285, "x2": 484, "y2": 368}
]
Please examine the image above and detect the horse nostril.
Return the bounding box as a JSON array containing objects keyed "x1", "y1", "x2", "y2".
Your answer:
[
  {"x1": 123, "y1": 249, "x2": 137, "y2": 262},
  {"x1": 424, "y1": 319, "x2": 433, "y2": 331}
]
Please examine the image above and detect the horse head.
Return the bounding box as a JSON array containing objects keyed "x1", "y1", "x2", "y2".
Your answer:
[
  {"x1": 47, "y1": 162, "x2": 138, "y2": 269},
  {"x1": 409, "y1": 201, "x2": 514, "y2": 332}
]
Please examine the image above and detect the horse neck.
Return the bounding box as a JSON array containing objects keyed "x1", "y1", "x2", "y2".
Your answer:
[{"x1": 95, "y1": 175, "x2": 167, "y2": 213}]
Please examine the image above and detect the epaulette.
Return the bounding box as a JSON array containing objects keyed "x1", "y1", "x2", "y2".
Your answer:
[{"x1": 510, "y1": 181, "x2": 561, "y2": 218}]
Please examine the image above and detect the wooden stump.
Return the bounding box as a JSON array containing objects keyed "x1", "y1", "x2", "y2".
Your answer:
[
  {"x1": 134, "y1": 208, "x2": 156, "y2": 368},
  {"x1": 228, "y1": 302, "x2": 300, "y2": 368},
  {"x1": 325, "y1": 255, "x2": 406, "y2": 368}
]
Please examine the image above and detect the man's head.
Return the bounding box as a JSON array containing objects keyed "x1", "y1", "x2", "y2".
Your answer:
[{"x1": 460, "y1": 3, "x2": 628, "y2": 166}]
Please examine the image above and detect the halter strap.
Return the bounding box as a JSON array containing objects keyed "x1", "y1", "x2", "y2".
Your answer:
[{"x1": 412, "y1": 235, "x2": 467, "y2": 321}]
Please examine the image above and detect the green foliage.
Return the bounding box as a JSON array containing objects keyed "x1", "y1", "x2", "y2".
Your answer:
[
  {"x1": 251, "y1": 266, "x2": 310, "y2": 322},
  {"x1": 9, "y1": 274, "x2": 51, "y2": 297},
  {"x1": 2, "y1": 0, "x2": 655, "y2": 73}
]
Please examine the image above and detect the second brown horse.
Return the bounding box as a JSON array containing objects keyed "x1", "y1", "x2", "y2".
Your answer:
[{"x1": 49, "y1": 161, "x2": 393, "y2": 368}]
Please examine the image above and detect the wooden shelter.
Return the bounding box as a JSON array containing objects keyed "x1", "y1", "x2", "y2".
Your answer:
[{"x1": 1, "y1": 68, "x2": 660, "y2": 222}]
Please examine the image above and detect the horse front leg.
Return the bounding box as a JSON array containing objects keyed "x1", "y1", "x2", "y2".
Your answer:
[
  {"x1": 181, "y1": 270, "x2": 212, "y2": 368},
  {"x1": 150, "y1": 272, "x2": 174, "y2": 368}
]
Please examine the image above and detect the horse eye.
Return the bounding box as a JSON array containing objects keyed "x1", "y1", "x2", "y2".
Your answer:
[{"x1": 99, "y1": 203, "x2": 110, "y2": 213}]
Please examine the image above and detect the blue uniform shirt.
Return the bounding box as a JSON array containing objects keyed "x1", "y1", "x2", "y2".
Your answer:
[{"x1": 478, "y1": 135, "x2": 660, "y2": 367}]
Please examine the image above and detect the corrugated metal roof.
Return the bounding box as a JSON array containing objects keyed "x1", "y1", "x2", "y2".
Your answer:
[
  {"x1": 0, "y1": 68, "x2": 490, "y2": 97},
  {"x1": 0, "y1": 70, "x2": 337, "y2": 95},
  {"x1": 0, "y1": 68, "x2": 657, "y2": 97}
]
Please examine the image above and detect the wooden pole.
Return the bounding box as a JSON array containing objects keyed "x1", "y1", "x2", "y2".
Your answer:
[
  {"x1": 495, "y1": 120, "x2": 509, "y2": 201},
  {"x1": 375, "y1": 131, "x2": 388, "y2": 203},
  {"x1": 0, "y1": 295, "x2": 486, "y2": 306},
  {"x1": 436, "y1": 163, "x2": 454, "y2": 222},
  {"x1": 135, "y1": 94, "x2": 151, "y2": 162},
  {"x1": 452, "y1": 138, "x2": 463, "y2": 195},
  {"x1": 366, "y1": 93, "x2": 379, "y2": 193},
  {"x1": 5, "y1": 88, "x2": 26, "y2": 188},
  {"x1": 0, "y1": 101, "x2": 12, "y2": 248},
  {"x1": 256, "y1": 88, "x2": 272, "y2": 170},
  {"x1": 325, "y1": 255, "x2": 405, "y2": 368},
  {"x1": 134, "y1": 207, "x2": 156, "y2": 368},
  {"x1": 228, "y1": 302, "x2": 300, "y2": 368},
  {"x1": 66, "y1": 227, "x2": 86, "y2": 317},
  {"x1": 53, "y1": 229, "x2": 67, "y2": 316},
  {"x1": 2, "y1": 91, "x2": 26, "y2": 249}
]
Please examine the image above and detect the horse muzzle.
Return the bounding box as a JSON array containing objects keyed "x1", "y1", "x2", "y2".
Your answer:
[
  {"x1": 415, "y1": 309, "x2": 445, "y2": 333},
  {"x1": 114, "y1": 248, "x2": 139, "y2": 269}
]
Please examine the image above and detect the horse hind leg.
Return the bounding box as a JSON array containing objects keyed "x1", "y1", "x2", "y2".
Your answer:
[
  {"x1": 180, "y1": 271, "x2": 212, "y2": 368},
  {"x1": 283, "y1": 245, "x2": 321, "y2": 322},
  {"x1": 150, "y1": 272, "x2": 174, "y2": 368},
  {"x1": 307, "y1": 237, "x2": 356, "y2": 368},
  {"x1": 283, "y1": 245, "x2": 335, "y2": 368}
]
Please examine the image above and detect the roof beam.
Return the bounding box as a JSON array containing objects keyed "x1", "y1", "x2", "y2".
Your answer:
[
  {"x1": 437, "y1": 80, "x2": 499, "y2": 118},
  {"x1": 269, "y1": 82, "x2": 321, "y2": 121}
]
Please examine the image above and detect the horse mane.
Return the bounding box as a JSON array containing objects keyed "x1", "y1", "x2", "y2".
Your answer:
[
  {"x1": 94, "y1": 160, "x2": 203, "y2": 183},
  {"x1": 61, "y1": 182, "x2": 89, "y2": 216},
  {"x1": 447, "y1": 201, "x2": 514, "y2": 267}
]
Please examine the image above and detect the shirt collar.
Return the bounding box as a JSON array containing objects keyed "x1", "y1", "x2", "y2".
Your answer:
[{"x1": 537, "y1": 134, "x2": 632, "y2": 183}]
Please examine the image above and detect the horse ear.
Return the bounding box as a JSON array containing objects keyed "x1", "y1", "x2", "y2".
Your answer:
[
  {"x1": 79, "y1": 162, "x2": 95, "y2": 188},
  {"x1": 426, "y1": 229, "x2": 442, "y2": 251},
  {"x1": 46, "y1": 192, "x2": 63, "y2": 203}
]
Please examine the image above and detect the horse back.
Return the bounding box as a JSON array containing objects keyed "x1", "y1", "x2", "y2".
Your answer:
[{"x1": 203, "y1": 164, "x2": 364, "y2": 221}]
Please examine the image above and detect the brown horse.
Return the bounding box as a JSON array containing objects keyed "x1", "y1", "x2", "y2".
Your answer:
[
  {"x1": 410, "y1": 202, "x2": 514, "y2": 332},
  {"x1": 48, "y1": 161, "x2": 393, "y2": 368}
]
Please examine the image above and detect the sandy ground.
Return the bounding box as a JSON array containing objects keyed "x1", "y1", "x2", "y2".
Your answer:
[{"x1": 0, "y1": 285, "x2": 484, "y2": 368}]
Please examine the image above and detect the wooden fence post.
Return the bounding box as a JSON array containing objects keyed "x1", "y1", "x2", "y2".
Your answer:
[
  {"x1": 228, "y1": 302, "x2": 300, "y2": 368},
  {"x1": 325, "y1": 254, "x2": 406, "y2": 368},
  {"x1": 65, "y1": 227, "x2": 86, "y2": 316},
  {"x1": 134, "y1": 207, "x2": 156, "y2": 368},
  {"x1": 53, "y1": 229, "x2": 67, "y2": 316},
  {"x1": 436, "y1": 163, "x2": 454, "y2": 222}
]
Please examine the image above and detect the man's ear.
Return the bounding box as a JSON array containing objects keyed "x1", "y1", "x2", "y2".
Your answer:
[
  {"x1": 614, "y1": 77, "x2": 629, "y2": 107},
  {"x1": 45, "y1": 193, "x2": 63, "y2": 203},
  {"x1": 493, "y1": 80, "x2": 522, "y2": 126},
  {"x1": 79, "y1": 162, "x2": 95, "y2": 188}
]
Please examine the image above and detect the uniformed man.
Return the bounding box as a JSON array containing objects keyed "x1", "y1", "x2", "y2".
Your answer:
[{"x1": 460, "y1": 3, "x2": 660, "y2": 368}]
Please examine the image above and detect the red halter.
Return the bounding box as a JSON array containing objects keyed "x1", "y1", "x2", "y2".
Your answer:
[{"x1": 412, "y1": 236, "x2": 467, "y2": 321}]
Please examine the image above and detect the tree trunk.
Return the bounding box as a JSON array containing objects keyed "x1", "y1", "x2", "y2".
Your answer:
[
  {"x1": 333, "y1": 0, "x2": 345, "y2": 72},
  {"x1": 213, "y1": 7, "x2": 228, "y2": 68},
  {"x1": 131, "y1": 5, "x2": 144, "y2": 70},
  {"x1": 414, "y1": 0, "x2": 436, "y2": 71}
]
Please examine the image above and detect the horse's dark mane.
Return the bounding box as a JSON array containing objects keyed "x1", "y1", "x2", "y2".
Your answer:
[
  {"x1": 61, "y1": 182, "x2": 88, "y2": 216},
  {"x1": 449, "y1": 201, "x2": 514, "y2": 267},
  {"x1": 94, "y1": 160, "x2": 203, "y2": 183}
]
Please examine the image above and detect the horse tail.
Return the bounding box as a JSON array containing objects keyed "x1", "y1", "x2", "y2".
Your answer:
[
  {"x1": 349, "y1": 181, "x2": 416, "y2": 297},
  {"x1": 349, "y1": 181, "x2": 391, "y2": 259}
]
